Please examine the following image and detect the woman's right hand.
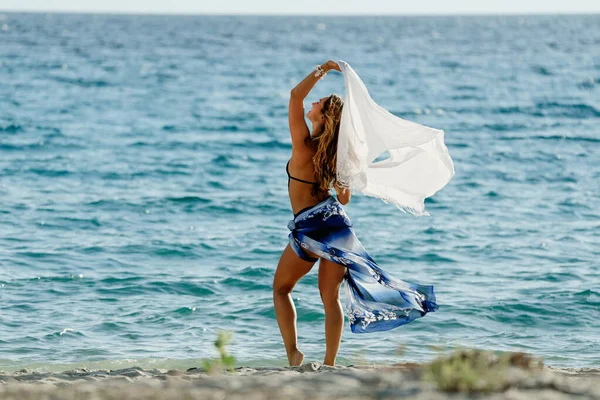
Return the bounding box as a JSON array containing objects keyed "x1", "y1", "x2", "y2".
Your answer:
[{"x1": 324, "y1": 60, "x2": 341, "y2": 72}]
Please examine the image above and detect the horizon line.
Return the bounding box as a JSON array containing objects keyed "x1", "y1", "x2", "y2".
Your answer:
[{"x1": 1, "y1": 9, "x2": 599, "y2": 17}]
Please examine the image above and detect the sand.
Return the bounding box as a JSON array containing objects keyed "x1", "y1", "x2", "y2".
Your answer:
[{"x1": 1, "y1": 361, "x2": 599, "y2": 399}]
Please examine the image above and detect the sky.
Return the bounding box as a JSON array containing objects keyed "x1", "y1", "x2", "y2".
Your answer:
[{"x1": 1, "y1": 0, "x2": 599, "y2": 15}]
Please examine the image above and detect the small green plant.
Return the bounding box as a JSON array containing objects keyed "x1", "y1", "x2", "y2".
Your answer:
[
  {"x1": 202, "y1": 330, "x2": 236, "y2": 374},
  {"x1": 423, "y1": 348, "x2": 543, "y2": 393}
]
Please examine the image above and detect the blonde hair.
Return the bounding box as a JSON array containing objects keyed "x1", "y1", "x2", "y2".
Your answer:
[{"x1": 311, "y1": 94, "x2": 344, "y2": 195}]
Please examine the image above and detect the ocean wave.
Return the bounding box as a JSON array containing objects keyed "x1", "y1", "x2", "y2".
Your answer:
[
  {"x1": 500, "y1": 135, "x2": 600, "y2": 143},
  {"x1": 50, "y1": 75, "x2": 113, "y2": 88},
  {"x1": 0, "y1": 123, "x2": 23, "y2": 133},
  {"x1": 89, "y1": 321, "x2": 129, "y2": 332},
  {"x1": 219, "y1": 277, "x2": 271, "y2": 291},
  {"x1": 483, "y1": 123, "x2": 529, "y2": 131},
  {"x1": 494, "y1": 102, "x2": 600, "y2": 118},
  {"x1": 171, "y1": 306, "x2": 198, "y2": 315},
  {"x1": 577, "y1": 77, "x2": 599, "y2": 89},
  {"x1": 574, "y1": 289, "x2": 600, "y2": 306},
  {"x1": 237, "y1": 266, "x2": 273, "y2": 278},
  {"x1": 45, "y1": 329, "x2": 86, "y2": 339},
  {"x1": 231, "y1": 139, "x2": 291, "y2": 150},
  {"x1": 531, "y1": 65, "x2": 553, "y2": 76},
  {"x1": 95, "y1": 279, "x2": 215, "y2": 297},
  {"x1": 164, "y1": 195, "x2": 211, "y2": 204}
]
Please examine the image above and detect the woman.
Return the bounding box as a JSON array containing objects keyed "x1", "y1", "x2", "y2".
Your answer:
[{"x1": 273, "y1": 60, "x2": 438, "y2": 367}]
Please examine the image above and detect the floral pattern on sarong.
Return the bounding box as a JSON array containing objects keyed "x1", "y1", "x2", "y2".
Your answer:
[{"x1": 287, "y1": 196, "x2": 438, "y2": 334}]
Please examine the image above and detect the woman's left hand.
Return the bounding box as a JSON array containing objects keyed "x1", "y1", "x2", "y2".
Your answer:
[{"x1": 324, "y1": 60, "x2": 341, "y2": 72}]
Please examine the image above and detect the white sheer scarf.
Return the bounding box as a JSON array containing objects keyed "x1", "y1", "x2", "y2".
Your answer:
[{"x1": 336, "y1": 60, "x2": 455, "y2": 216}]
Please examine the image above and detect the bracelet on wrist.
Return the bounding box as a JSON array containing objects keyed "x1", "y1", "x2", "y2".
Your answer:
[{"x1": 314, "y1": 64, "x2": 327, "y2": 80}]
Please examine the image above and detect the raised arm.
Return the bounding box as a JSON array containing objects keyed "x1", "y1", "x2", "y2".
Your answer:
[{"x1": 288, "y1": 61, "x2": 340, "y2": 155}]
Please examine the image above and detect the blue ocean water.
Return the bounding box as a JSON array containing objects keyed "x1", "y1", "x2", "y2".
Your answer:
[{"x1": 0, "y1": 13, "x2": 598, "y2": 372}]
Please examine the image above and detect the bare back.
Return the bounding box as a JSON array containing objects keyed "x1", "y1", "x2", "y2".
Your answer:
[
  {"x1": 287, "y1": 154, "x2": 329, "y2": 216},
  {"x1": 287, "y1": 74, "x2": 350, "y2": 214}
]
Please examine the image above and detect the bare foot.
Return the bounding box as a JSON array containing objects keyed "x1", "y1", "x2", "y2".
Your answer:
[{"x1": 288, "y1": 349, "x2": 304, "y2": 367}]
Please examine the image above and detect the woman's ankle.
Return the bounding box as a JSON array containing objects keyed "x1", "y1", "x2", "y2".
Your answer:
[
  {"x1": 323, "y1": 356, "x2": 336, "y2": 366},
  {"x1": 288, "y1": 349, "x2": 304, "y2": 366}
]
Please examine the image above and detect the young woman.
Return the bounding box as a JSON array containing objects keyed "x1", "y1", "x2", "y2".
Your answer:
[{"x1": 273, "y1": 61, "x2": 438, "y2": 367}]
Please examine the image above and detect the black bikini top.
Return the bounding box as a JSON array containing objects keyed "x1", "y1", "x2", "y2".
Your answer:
[{"x1": 286, "y1": 160, "x2": 318, "y2": 186}]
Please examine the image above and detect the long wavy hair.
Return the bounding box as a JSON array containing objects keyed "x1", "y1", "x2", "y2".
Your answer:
[{"x1": 310, "y1": 94, "x2": 344, "y2": 195}]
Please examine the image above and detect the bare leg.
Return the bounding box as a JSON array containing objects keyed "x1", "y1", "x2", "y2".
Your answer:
[
  {"x1": 273, "y1": 244, "x2": 317, "y2": 366},
  {"x1": 318, "y1": 258, "x2": 347, "y2": 366}
]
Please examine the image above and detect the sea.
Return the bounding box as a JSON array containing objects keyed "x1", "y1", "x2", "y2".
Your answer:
[{"x1": 0, "y1": 12, "x2": 598, "y2": 373}]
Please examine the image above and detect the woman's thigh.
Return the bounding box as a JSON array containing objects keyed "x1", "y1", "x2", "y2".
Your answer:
[
  {"x1": 273, "y1": 244, "x2": 317, "y2": 293},
  {"x1": 318, "y1": 258, "x2": 347, "y2": 303}
]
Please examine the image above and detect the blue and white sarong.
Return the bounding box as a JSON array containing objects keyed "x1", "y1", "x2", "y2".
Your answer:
[{"x1": 288, "y1": 196, "x2": 438, "y2": 334}]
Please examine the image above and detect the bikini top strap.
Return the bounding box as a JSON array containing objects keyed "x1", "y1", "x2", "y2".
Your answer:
[{"x1": 286, "y1": 160, "x2": 318, "y2": 185}]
